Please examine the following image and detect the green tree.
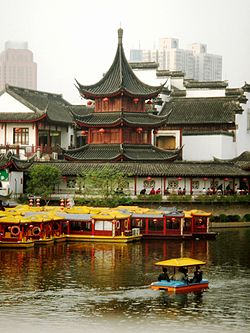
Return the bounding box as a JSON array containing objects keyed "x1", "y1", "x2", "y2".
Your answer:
[
  {"x1": 77, "y1": 166, "x2": 129, "y2": 200},
  {"x1": 26, "y1": 165, "x2": 61, "y2": 202}
]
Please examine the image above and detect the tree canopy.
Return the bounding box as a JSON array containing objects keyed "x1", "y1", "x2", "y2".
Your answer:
[
  {"x1": 26, "y1": 165, "x2": 61, "y2": 200},
  {"x1": 76, "y1": 166, "x2": 129, "y2": 200}
]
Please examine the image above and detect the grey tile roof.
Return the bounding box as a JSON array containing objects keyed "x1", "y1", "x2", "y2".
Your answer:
[
  {"x1": 6, "y1": 85, "x2": 70, "y2": 109},
  {"x1": 63, "y1": 144, "x2": 180, "y2": 162},
  {"x1": 75, "y1": 111, "x2": 169, "y2": 127},
  {"x1": 214, "y1": 151, "x2": 250, "y2": 171},
  {"x1": 30, "y1": 160, "x2": 250, "y2": 177},
  {"x1": 0, "y1": 112, "x2": 45, "y2": 122},
  {"x1": 76, "y1": 29, "x2": 165, "y2": 99},
  {"x1": 0, "y1": 152, "x2": 35, "y2": 170},
  {"x1": 0, "y1": 85, "x2": 74, "y2": 124},
  {"x1": 184, "y1": 80, "x2": 228, "y2": 89},
  {"x1": 160, "y1": 97, "x2": 243, "y2": 124}
]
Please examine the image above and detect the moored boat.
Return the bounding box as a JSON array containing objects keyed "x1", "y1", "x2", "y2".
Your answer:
[{"x1": 150, "y1": 257, "x2": 209, "y2": 293}]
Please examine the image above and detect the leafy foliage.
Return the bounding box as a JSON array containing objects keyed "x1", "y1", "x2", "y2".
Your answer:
[
  {"x1": 26, "y1": 165, "x2": 61, "y2": 200},
  {"x1": 76, "y1": 166, "x2": 130, "y2": 201}
]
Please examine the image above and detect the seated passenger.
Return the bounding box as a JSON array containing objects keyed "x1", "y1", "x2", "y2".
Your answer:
[
  {"x1": 190, "y1": 265, "x2": 203, "y2": 283},
  {"x1": 149, "y1": 187, "x2": 156, "y2": 195},
  {"x1": 140, "y1": 188, "x2": 146, "y2": 195},
  {"x1": 155, "y1": 188, "x2": 161, "y2": 194},
  {"x1": 171, "y1": 267, "x2": 188, "y2": 282},
  {"x1": 158, "y1": 267, "x2": 170, "y2": 282}
]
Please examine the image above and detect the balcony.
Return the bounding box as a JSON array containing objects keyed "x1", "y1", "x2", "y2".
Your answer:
[{"x1": 0, "y1": 144, "x2": 62, "y2": 160}]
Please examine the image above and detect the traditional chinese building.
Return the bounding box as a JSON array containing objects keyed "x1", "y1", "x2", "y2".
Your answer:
[
  {"x1": 0, "y1": 30, "x2": 249, "y2": 198},
  {"x1": 63, "y1": 28, "x2": 180, "y2": 163}
]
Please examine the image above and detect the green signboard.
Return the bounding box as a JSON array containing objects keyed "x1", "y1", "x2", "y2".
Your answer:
[{"x1": 0, "y1": 169, "x2": 9, "y2": 181}]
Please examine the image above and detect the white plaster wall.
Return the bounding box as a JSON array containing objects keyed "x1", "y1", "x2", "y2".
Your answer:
[
  {"x1": 5, "y1": 123, "x2": 36, "y2": 146},
  {"x1": 182, "y1": 134, "x2": 236, "y2": 161},
  {"x1": 9, "y1": 171, "x2": 23, "y2": 194},
  {"x1": 186, "y1": 89, "x2": 225, "y2": 98},
  {"x1": 60, "y1": 127, "x2": 71, "y2": 149},
  {"x1": 0, "y1": 93, "x2": 33, "y2": 113},
  {"x1": 0, "y1": 124, "x2": 5, "y2": 144},
  {"x1": 128, "y1": 177, "x2": 165, "y2": 195},
  {"x1": 236, "y1": 95, "x2": 250, "y2": 154}
]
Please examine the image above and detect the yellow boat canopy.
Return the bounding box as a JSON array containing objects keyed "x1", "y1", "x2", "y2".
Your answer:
[{"x1": 155, "y1": 257, "x2": 206, "y2": 267}]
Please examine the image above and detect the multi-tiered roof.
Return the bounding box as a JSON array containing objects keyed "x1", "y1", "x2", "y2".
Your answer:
[{"x1": 63, "y1": 29, "x2": 180, "y2": 162}]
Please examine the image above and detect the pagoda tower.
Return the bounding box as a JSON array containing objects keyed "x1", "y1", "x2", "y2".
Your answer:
[{"x1": 64, "y1": 29, "x2": 180, "y2": 162}]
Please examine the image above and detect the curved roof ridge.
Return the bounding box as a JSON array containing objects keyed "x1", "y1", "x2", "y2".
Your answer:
[{"x1": 76, "y1": 29, "x2": 165, "y2": 98}]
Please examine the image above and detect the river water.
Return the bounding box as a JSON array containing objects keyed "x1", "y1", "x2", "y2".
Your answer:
[{"x1": 0, "y1": 228, "x2": 249, "y2": 333}]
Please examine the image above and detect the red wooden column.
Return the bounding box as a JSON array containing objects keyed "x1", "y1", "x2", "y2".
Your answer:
[
  {"x1": 163, "y1": 215, "x2": 167, "y2": 235},
  {"x1": 145, "y1": 218, "x2": 149, "y2": 235},
  {"x1": 127, "y1": 216, "x2": 131, "y2": 231}
]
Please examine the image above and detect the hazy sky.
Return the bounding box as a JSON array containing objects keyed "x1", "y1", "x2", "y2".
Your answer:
[{"x1": 1, "y1": 0, "x2": 250, "y2": 103}]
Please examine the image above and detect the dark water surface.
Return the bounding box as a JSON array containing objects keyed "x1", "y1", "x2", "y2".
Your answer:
[{"x1": 0, "y1": 228, "x2": 250, "y2": 333}]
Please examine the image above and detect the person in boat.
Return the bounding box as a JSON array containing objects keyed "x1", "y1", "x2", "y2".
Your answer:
[
  {"x1": 171, "y1": 267, "x2": 188, "y2": 282},
  {"x1": 140, "y1": 188, "x2": 146, "y2": 195},
  {"x1": 158, "y1": 267, "x2": 170, "y2": 282},
  {"x1": 190, "y1": 265, "x2": 203, "y2": 283}
]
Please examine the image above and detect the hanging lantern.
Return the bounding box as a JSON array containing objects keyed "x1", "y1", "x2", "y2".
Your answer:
[
  {"x1": 171, "y1": 217, "x2": 176, "y2": 222},
  {"x1": 243, "y1": 178, "x2": 248, "y2": 181},
  {"x1": 147, "y1": 176, "x2": 152, "y2": 181},
  {"x1": 102, "y1": 97, "x2": 109, "y2": 103},
  {"x1": 133, "y1": 98, "x2": 139, "y2": 104},
  {"x1": 203, "y1": 177, "x2": 208, "y2": 181},
  {"x1": 99, "y1": 128, "x2": 105, "y2": 134},
  {"x1": 136, "y1": 127, "x2": 143, "y2": 134},
  {"x1": 63, "y1": 176, "x2": 67, "y2": 181},
  {"x1": 81, "y1": 130, "x2": 87, "y2": 136},
  {"x1": 224, "y1": 178, "x2": 229, "y2": 181},
  {"x1": 87, "y1": 100, "x2": 92, "y2": 106},
  {"x1": 177, "y1": 177, "x2": 182, "y2": 181},
  {"x1": 153, "y1": 219, "x2": 158, "y2": 223}
]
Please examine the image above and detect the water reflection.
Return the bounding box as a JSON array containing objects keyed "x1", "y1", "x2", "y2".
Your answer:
[{"x1": 0, "y1": 229, "x2": 249, "y2": 332}]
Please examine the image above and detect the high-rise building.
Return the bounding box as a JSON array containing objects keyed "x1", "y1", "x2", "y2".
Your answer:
[
  {"x1": 130, "y1": 37, "x2": 222, "y2": 81},
  {"x1": 0, "y1": 41, "x2": 37, "y2": 90}
]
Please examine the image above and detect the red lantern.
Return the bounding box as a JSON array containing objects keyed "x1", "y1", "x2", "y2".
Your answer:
[
  {"x1": 87, "y1": 100, "x2": 92, "y2": 106},
  {"x1": 243, "y1": 178, "x2": 248, "y2": 181},
  {"x1": 177, "y1": 177, "x2": 182, "y2": 181},
  {"x1": 102, "y1": 97, "x2": 109, "y2": 103},
  {"x1": 81, "y1": 130, "x2": 87, "y2": 136},
  {"x1": 147, "y1": 176, "x2": 152, "y2": 181},
  {"x1": 224, "y1": 178, "x2": 229, "y2": 181},
  {"x1": 203, "y1": 177, "x2": 208, "y2": 181},
  {"x1": 98, "y1": 128, "x2": 105, "y2": 134},
  {"x1": 133, "y1": 98, "x2": 139, "y2": 104},
  {"x1": 136, "y1": 127, "x2": 143, "y2": 134}
]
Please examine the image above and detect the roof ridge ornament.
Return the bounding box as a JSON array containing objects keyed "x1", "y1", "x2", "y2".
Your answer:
[{"x1": 118, "y1": 28, "x2": 123, "y2": 45}]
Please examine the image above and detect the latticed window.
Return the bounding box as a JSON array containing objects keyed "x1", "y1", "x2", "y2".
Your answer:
[{"x1": 13, "y1": 128, "x2": 29, "y2": 145}]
